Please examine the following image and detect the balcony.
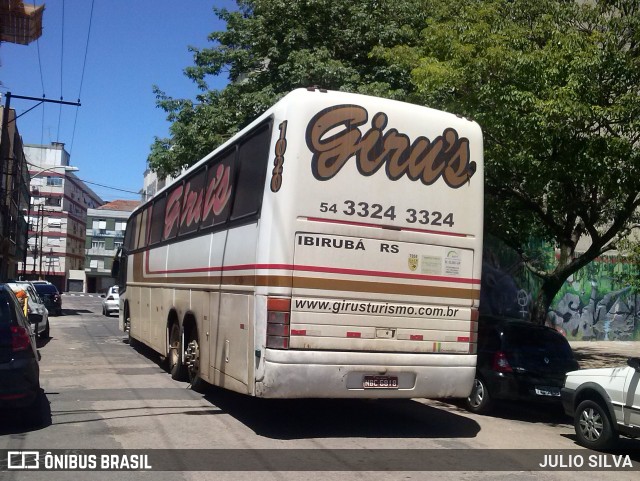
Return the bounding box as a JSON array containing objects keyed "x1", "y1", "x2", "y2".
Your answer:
[{"x1": 91, "y1": 229, "x2": 124, "y2": 238}]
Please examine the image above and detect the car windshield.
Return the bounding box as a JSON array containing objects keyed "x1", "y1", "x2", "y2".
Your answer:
[{"x1": 34, "y1": 284, "x2": 59, "y2": 295}]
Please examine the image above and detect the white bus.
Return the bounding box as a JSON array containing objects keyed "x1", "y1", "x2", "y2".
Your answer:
[{"x1": 114, "y1": 88, "x2": 483, "y2": 399}]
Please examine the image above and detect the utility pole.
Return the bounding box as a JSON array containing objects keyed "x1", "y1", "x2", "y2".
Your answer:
[{"x1": 38, "y1": 204, "x2": 44, "y2": 279}]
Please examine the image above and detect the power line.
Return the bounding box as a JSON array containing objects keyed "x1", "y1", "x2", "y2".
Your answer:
[
  {"x1": 56, "y1": 0, "x2": 66, "y2": 142},
  {"x1": 77, "y1": 178, "x2": 141, "y2": 196},
  {"x1": 36, "y1": 37, "x2": 46, "y2": 164},
  {"x1": 70, "y1": 0, "x2": 95, "y2": 156},
  {"x1": 35, "y1": 37, "x2": 45, "y2": 95}
]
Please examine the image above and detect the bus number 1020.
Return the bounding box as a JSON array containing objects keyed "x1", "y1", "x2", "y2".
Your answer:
[{"x1": 319, "y1": 201, "x2": 455, "y2": 227}]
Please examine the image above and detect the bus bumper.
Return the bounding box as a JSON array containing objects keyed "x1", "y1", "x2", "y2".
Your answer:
[{"x1": 256, "y1": 349, "x2": 476, "y2": 399}]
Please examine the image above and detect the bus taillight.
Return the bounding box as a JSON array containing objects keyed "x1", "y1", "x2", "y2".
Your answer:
[{"x1": 266, "y1": 297, "x2": 290, "y2": 349}]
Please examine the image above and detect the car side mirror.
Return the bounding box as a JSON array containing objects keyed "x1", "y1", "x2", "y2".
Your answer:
[{"x1": 627, "y1": 357, "x2": 640, "y2": 372}]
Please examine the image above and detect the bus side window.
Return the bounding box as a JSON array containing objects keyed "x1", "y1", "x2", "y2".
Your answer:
[
  {"x1": 149, "y1": 195, "x2": 167, "y2": 245},
  {"x1": 163, "y1": 183, "x2": 184, "y2": 241},
  {"x1": 178, "y1": 167, "x2": 207, "y2": 236},
  {"x1": 230, "y1": 122, "x2": 272, "y2": 222},
  {"x1": 201, "y1": 148, "x2": 236, "y2": 230},
  {"x1": 124, "y1": 216, "x2": 137, "y2": 251},
  {"x1": 136, "y1": 206, "x2": 150, "y2": 249}
]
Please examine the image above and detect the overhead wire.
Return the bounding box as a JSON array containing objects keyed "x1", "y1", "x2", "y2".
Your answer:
[
  {"x1": 56, "y1": 0, "x2": 65, "y2": 142},
  {"x1": 69, "y1": 0, "x2": 95, "y2": 156},
  {"x1": 36, "y1": 37, "x2": 46, "y2": 163},
  {"x1": 77, "y1": 178, "x2": 142, "y2": 197}
]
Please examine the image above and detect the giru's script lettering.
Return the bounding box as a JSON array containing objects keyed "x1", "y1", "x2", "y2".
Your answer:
[
  {"x1": 305, "y1": 105, "x2": 476, "y2": 188},
  {"x1": 163, "y1": 163, "x2": 233, "y2": 239}
]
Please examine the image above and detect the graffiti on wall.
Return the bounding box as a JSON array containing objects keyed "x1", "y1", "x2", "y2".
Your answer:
[{"x1": 481, "y1": 239, "x2": 640, "y2": 341}]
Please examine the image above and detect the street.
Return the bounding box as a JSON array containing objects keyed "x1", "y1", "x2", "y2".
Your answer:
[{"x1": 0, "y1": 294, "x2": 638, "y2": 481}]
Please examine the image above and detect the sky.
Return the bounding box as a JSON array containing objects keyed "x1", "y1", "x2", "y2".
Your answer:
[{"x1": 1, "y1": 0, "x2": 236, "y2": 202}]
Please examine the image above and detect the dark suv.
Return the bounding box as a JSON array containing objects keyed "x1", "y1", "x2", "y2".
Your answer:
[
  {"x1": 33, "y1": 283, "x2": 62, "y2": 316},
  {"x1": 0, "y1": 284, "x2": 44, "y2": 426},
  {"x1": 465, "y1": 316, "x2": 580, "y2": 414}
]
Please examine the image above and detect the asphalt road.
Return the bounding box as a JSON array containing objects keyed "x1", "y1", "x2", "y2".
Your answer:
[{"x1": 0, "y1": 294, "x2": 638, "y2": 481}]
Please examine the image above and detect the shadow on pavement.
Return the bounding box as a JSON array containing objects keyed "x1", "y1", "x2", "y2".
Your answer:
[
  {"x1": 201, "y1": 386, "x2": 481, "y2": 440},
  {"x1": 0, "y1": 389, "x2": 52, "y2": 435}
]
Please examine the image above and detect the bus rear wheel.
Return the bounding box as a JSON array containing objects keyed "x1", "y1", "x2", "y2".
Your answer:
[
  {"x1": 168, "y1": 323, "x2": 186, "y2": 381},
  {"x1": 184, "y1": 333, "x2": 206, "y2": 392}
]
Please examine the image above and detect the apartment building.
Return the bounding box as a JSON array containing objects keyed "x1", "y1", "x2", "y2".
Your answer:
[
  {"x1": 20, "y1": 142, "x2": 103, "y2": 292},
  {"x1": 85, "y1": 200, "x2": 138, "y2": 293},
  {"x1": 0, "y1": 105, "x2": 30, "y2": 281}
]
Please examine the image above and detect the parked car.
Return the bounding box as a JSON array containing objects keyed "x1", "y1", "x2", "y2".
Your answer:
[
  {"x1": 33, "y1": 283, "x2": 62, "y2": 316},
  {"x1": 6, "y1": 282, "x2": 49, "y2": 339},
  {"x1": 101, "y1": 286, "x2": 119, "y2": 317},
  {"x1": 0, "y1": 283, "x2": 44, "y2": 426},
  {"x1": 562, "y1": 358, "x2": 640, "y2": 449},
  {"x1": 465, "y1": 316, "x2": 580, "y2": 414}
]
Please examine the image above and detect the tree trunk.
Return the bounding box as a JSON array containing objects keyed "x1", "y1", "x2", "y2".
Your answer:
[{"x1": 530, "y1": 277, "x2": 563, "y2": 325}]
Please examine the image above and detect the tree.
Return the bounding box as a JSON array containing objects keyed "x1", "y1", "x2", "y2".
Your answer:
[
  {"x1": 149, "y1": 0, "x2": 427, "y2": 178},
  {"x1": 379, "y1": 0, "x2": 640, "y2": 323}
]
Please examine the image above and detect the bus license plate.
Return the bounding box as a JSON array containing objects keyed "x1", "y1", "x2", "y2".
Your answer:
[{"x1": 363, "y1": 376, "x2": 399, "y2": 389}]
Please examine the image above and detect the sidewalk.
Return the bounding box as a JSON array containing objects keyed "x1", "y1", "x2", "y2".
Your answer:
[{"x1": 570, "y1": 340, "x2": 639, "y2": 369}]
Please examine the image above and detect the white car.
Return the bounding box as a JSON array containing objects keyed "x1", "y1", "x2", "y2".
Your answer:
[
  {"x1": 7, "y1": 281, "x2": 50, "y2": 339},
  {"x1": 101, "y1": 286, "x2": 120, "y2": 317},
  {"x1": 562, "y1": 358, "x2": 640, "y2": 449}
]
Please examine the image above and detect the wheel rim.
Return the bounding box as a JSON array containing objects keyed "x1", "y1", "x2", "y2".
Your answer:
[
  {"x1": 169, "y1": 325, "x2": 180, "y2": 371},
  {"x1": 469, "y1": 378, "x2": 484, "y2": 408},
  {"x1": 185, "y1": 338, "x2": 200, "y2": 383},
  {"x1": 579, "y1": 407, "x2": 603, "y2": 442}
]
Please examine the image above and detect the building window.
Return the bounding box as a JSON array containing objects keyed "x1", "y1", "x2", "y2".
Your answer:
[
  {"x1": 92, "y1": 239, "x2": 105, "y2": 249},
  {"x1": 46, "y1": 177, "x2": 63, "y2": 186},
  {"x1": 45, "y1": 197, "x2": 61, "y2": 207}
]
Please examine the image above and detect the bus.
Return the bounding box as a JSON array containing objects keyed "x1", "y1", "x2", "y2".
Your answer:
[{"x1": 113, "y1": 87, "x2": 483, "y2": 399}]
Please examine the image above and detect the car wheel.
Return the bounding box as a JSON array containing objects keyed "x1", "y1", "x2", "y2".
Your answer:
[
  {"x1": 39, "y1": 320, "x2": 50, "y2": 339},
  {"x1": 574, "y1": 399, "x2": 618, "y2": 450},
  {"x1": 168, "y1": 323, "x2": 186, "y2": 381},
  {"x1": 465, "y1": 376, "x2": 492, "y2": 414}
]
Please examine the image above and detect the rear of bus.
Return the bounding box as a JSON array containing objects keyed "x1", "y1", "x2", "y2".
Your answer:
[{"x1": 254, "y1": 89, "x2": 483, "y2": 399}]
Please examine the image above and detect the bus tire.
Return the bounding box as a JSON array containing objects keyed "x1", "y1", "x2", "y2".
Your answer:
[
  {"x1": 125, "y1": 306, "x2": 138, "y2": 347},
  {"x1": 185, "y1": 331, "x2": 206, "y2": 393},
  {"x1": 168, "y1": 323, "x2": 187, "y2": 381}
]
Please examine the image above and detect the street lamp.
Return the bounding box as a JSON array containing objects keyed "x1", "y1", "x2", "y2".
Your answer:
[{"x1": 23, "y1": 164, "x2": 79, "y2": 279}]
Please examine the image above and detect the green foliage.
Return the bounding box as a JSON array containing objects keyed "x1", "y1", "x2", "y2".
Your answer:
[
  {"x1": 149, "y1": 0, "x2": 428, "y2": 177},
  {"x1": 380, "y1": 0, "x2": 640, "y2": 319},
  {"x1": 616, "y1": 238, "x2": 640, "y2": 292},
  {"x1": 150, "y1": 0, "x2": 640, "y2": 322}
]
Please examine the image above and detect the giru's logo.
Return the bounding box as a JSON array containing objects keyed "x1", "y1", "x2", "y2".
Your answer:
[{"x1": 305, "y1": 104, "x2": 476, "y2": 188}]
